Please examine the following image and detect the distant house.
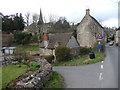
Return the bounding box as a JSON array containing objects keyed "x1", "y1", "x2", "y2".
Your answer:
[
  {"x1": 23, "y1": 23, "x2": 39, "y2": 35},
  {"x1": 77, "y1": 9, "x2": 104, "y2": 48},
  {"x1": 23, "y1": 23, "x2": 51, "y2": 35},
  {"x1": 115, "y1": 29, "x2": 120, "y2": 46},
  {"x1": 39, "y1": 31, "x2": 80, "y2": 56},
  {"x1": 23, "y1": 9, "x2": 51, "y2": 35}
]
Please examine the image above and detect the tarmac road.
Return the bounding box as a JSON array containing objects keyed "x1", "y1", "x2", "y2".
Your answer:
[{"x1": 53, "y1": 46, "x2": 118, "y2": 88}]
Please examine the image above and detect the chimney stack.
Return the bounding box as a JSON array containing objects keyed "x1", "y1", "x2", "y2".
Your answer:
[
  {"x1": 43, "y1": 30, "x2": 48, "y2": 41},
  {"x1": 86, "y1": 9, "x2": 90, "y2": 15},
  {"x1": 43, "y1": 30, "x2": 49, "y2": 48}
]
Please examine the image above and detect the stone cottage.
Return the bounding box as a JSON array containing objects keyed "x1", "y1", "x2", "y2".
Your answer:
[
  {"x1": 39, "y1": 31, "x2": 80, "y2": 56},
  {"x1": 77, "y1": 9, "x2": 104, "y2": 48}
]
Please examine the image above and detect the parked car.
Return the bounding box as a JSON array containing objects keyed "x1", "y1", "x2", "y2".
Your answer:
[{"x1": 109, "y1": 41, "x2": 114, "y2": 46}]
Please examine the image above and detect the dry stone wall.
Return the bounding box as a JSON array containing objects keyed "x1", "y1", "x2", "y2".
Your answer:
[{"x1": 16, "y1": 58, "x2": 52, "y2": 88}]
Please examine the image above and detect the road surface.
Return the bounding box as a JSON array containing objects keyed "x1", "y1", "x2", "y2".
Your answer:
[{"x1": 53, "y1": 46, "x2": 118, "y2": 88}]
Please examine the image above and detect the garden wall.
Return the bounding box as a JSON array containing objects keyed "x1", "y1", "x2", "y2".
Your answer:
[{"x1": 8, "y1": 58, "x2": 52, "y2": 88}]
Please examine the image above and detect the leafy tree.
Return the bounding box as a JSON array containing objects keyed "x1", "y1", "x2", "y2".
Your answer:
[
  {"x1": 2, "y1": 13, "x2": 25, "y2": 33},
  {"x1": 62, "y1": 19, "x2": 70, "y2": 29},
  {"x1": 13, "y1": 13, "x2": 25, "y2": 30},
  {"x1": 73, "y1": 29, "x2": 77, "y2": 39},
  {"x1": 111, "y1": 34, "x2": 115, "y2": 41},
  {"x1": 53, "y1": 20, "x2": 63, "y2": 30},
  {"x1": 2, "y1": 16, "x2": 14, "y2": 33},
  {"x1": 52, "y1": 17, "x2": 70, "y2": 32}
]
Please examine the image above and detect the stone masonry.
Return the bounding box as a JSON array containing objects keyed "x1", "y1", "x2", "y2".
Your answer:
[
  {"x1": 16, "y1": 58, "x2": 52, "y2": 88},
  {"x1": 77, "y1": 9, "x2": 104, "y2": 48}
]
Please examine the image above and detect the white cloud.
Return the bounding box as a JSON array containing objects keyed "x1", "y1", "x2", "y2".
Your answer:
[
  {"x1": 0, "y1": 0, "x2": 119, "y2": 27},
  {"x1": 102, "y1": 18, "x2": 118, "y2": 28}
]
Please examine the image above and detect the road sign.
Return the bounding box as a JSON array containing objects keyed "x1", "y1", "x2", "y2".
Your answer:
[{"x1": 96, "y1": 32, "x2": 103, "y2": 41}]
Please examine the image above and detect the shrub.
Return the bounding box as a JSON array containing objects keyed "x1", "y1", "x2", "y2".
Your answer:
[
  {"x1": 30, "y1": 35, "x2": 38, "y2": 42},
  {"x1": 55, "y1": 46, "x2": 72, "y2": 62},
  {"x1": 14, "y1": 32, "x2": 32, "y2": 45},
  {"x1": 79, "y1": 47, "x2": 91, "y2": 56},
  {"x1": 41, "y1": 55, "x2": 54, "y2": 63}
]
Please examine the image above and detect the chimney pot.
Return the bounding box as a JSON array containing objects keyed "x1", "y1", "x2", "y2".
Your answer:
[{"x1": 86, "y1": 9, "x2": 90, "y2": 15}]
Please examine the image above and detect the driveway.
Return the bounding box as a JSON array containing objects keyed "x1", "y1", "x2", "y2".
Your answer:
[{"x1": 53, "y1": 46, "x2": 118, "y2": 88}]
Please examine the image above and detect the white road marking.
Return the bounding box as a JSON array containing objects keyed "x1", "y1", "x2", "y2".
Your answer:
[
  {"x1": 101, "y1": 61, "x2": 104, "y2": 63},
  {"x1": 99, "y1": 73, "x2": 103, "y2": 80},
  {"x1": 101, "y1": 65, "x2": 103, "y2": 69}
]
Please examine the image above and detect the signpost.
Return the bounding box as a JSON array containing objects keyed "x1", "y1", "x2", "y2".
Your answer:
[
  {"x1": 96, "y1": 32, "x2": 104, "y2": 52},
  {"x1": 96, "y1": 32, "x2": 103, "y2": 41}
]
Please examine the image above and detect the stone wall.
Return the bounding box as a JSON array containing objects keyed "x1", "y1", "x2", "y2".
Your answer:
[
  {"x1": 40, "y1": 48, "x2": 53, "y2": 55},
  {"x1": 15, "y1": 58, "x2": 52, "y2": 88},
  {"x1": 2, "y1": 56, "x2": 18, "y2": 66},
  {"x1": 26, "y1": 51, "x2": 40, "y2": 56}
]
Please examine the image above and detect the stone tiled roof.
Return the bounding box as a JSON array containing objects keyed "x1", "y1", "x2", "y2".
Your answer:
[{"x1": 40, "y1": 32, "x2": 73, "y2": 49}]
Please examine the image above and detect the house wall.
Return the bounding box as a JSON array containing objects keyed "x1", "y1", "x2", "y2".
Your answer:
[
  {"x1": 66, "y1": 36, "x2": 79, "y2": 48},
  {"x1": 77, "y1": 16, "x2": 104, "y2": 48},
  {"x1": 116, "y1": 31, "x2": 119, "y2": 43},
  {"x1": 118, "y1": 37, "x2": 120, "y2": 46},
  {"x1": 118, "y1": 31, "x2": 120, "y2": 46},
  {"x1": 116, "y1": 30, "x2": 120, "y2": 46}
]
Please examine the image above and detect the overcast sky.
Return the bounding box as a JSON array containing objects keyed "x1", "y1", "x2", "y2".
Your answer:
[{"x1": 0, "y1": 0, "x2": 119, "y2": 27}]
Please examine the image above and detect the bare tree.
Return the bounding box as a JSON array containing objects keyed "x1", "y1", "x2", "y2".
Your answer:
[
  {"x1": 49, "y1": 14, "x2": 59, "y2": 24},
  {"x1": 25, "y1": 12, "x2": 30, "y2": 26},
  {"x1": 32, "y1": 13, "x2": 39, "y2": 23},
  {"x1": 43, "y1": 16, "x2": 46, "y2": 23}
]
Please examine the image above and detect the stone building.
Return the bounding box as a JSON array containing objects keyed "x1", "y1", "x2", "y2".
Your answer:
[
  {"x1": 115, "y1": 29, "x2": 120, "y2": 46},
  {"x1": 23, "y1": 9, "x2": 51, "y2": 35},
  {"x1": 77, "y1": 9, "x2": 104, "y2": 48},
  {"x1": 39, "y1": 31, "x2": 79, "y2": 56}
]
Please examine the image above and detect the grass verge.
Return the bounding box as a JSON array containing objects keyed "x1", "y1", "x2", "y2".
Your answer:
[
  {"x1": 44, "y1": 71, "x2": 63, "y2": 88},
  {"x1": 0, "y1": 67, "x2": 2, "y2": 90},
  {"x1": 53, "y1": 51, "x2": 105, "y2": 66},
  {"x1": 2, "y1": 65, "x2": 27, "y2": 88},
  {"x1": 16, "y1": 45, "x2": 39, "y2": 51}
]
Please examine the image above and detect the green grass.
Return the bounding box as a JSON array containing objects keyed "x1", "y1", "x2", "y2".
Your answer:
[
  {"x1": 44, "y1": 71, "x2": 63, "y2": 88},
  {"x1": 81, "y1": 52, "x2": 105, "y2": 65},
  {"x1": 53, "y1": 51, "x2": 105, "y2": 66},
  {"x1": 16, "y1": 45, "x2": 39, "y2": 51},
  {"x1": 2, "y1": 65, "x2": 27, "y2": 88},
  {"x1": 53, "y1": 57, "x2": 88, "y2": 66}
]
